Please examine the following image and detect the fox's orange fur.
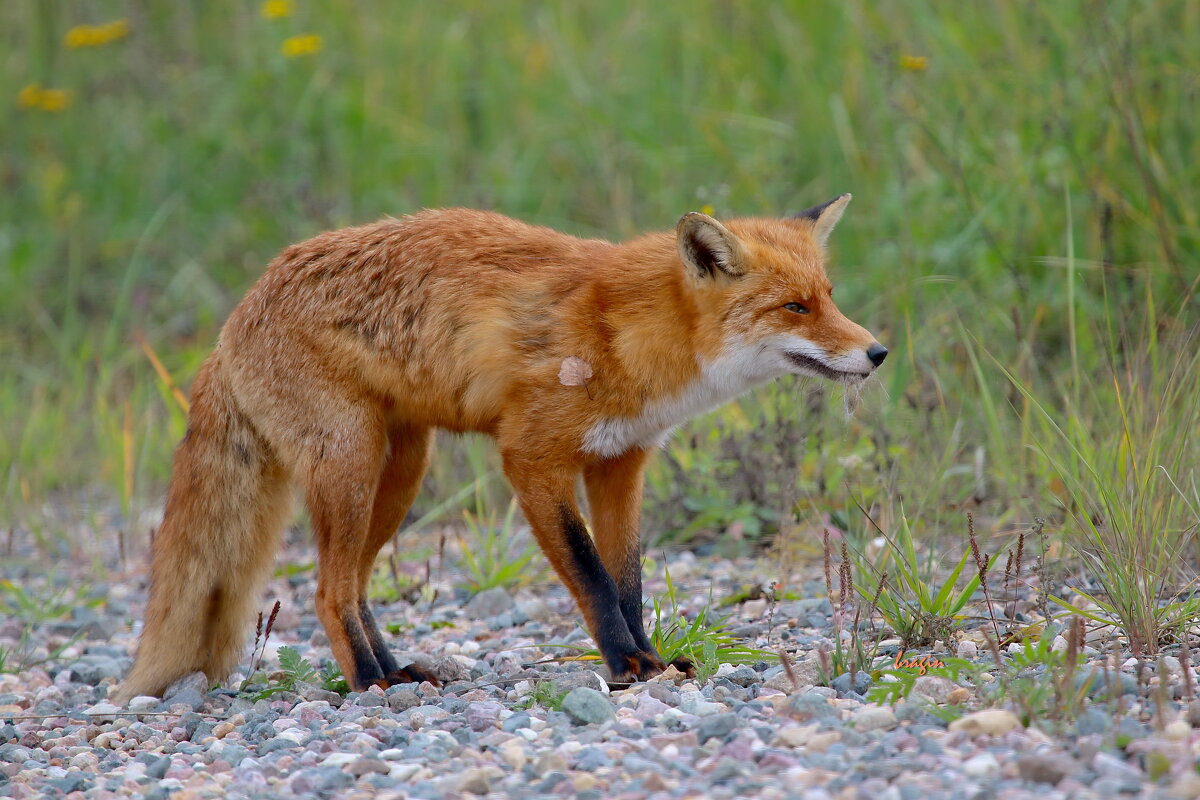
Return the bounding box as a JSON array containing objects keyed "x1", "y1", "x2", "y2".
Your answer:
[{"x1": 115, "y1": 198, "x2": 885, "y2": 701}]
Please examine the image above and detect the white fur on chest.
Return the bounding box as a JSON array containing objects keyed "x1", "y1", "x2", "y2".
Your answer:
[{"x1": 582, "y1": 339, "x2": 788, "y2": 458}]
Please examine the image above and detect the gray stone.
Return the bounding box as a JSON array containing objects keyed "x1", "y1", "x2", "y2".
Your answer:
[
  {"x1": 387, "y1": 689, "x2": 421, "y2": 712},
  {"x1": 1075, "y1": 707, "x2": 1111, "y2": 736},
  {"x1": 574, "y1": 746, "x2": 612, "y2": 771},
  {"x1": 165, "y1": 688, "x2": 205, "y2": 712},
  {"x1": 787, "y1": 691, "x2": 836, "y2": 721},
  {"x1": 432, "y1": 655, "x2": 470, "y2": 684},
  {"x1": 353, "y1": 690, "x2": 385, "y2": 707},
  {"x1": 347, "y1": 757, "x2": 390, "y2": 777},
  {"x1": 0, "y1": 744, "x2": 34, "y2": 763},
  {"x1": 163, "y1": 671, "x2": 210, "y2": 702},
  {"x1": 458, "y1": 768, "x2": 492, "y2": 795},
  {"x1": 466, "y1": 701, "x2": 503, "y2": 731},
  {"x1": 561, "y1": 687, "x2": 615, "y2": 725},
  {"x1": 725, "y1": 665, "x2": 760, "y2": 687},
  {"x1": 552, "y1": 670, "x2": 608, "y2": 696},
  {"x1": 697, "y1": 713, "x2": 738, "y2": 743},
  {"x1": 65, "y1": 655, "x2": 124, "y2": 685},
  {"x1": 144, "y1": 755, "x2": 171, "y2": 780},
  {"x1": 1093, "y1": 751, "x2": 1142, "y2": 782},
  {"x1": 911, "y1": 675, "x2": 957, "y2": 704},
  {"x1": 295, "y1": 681, "x2": 341, "y2": 704},
  {"x1": 1017, "y1": 753, "x2": 1073, "y2": 784},
  {"x1": 503, "y1": 712, "x2": 532, "y2": 732},
  {"x1": 853, "y1": 706, "x2": 898, "y2": 732},
  {"x1": 463, "y1": 587, "x2": 515, "y2": 619}
]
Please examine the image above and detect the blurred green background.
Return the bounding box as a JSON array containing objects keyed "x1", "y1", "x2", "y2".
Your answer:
[{"x1": 2, "y1": 2, "x2": 1197, "y2": 573}]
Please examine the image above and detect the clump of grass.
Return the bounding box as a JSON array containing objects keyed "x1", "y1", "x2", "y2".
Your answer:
[
  {"x1": 456, "y1": 498, "x2": 545, "y2": 595},
  {"x1": 999, "y1": 324, "x2": 1200, "y2": 655},
  {"x1": 850, "y1": 510, "x2": 1004, "y2": 649},
  {"x1": 817, "y1": 530, "x2": 885, "y2": 684}
]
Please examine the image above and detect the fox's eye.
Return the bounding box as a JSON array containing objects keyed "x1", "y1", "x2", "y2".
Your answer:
[{"x1": 783, "y1": 302, "x2": 810, "y2": 314}]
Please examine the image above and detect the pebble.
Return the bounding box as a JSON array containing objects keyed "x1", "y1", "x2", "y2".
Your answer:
[
  {"x1": 948, "y1": 709, "x2": 1022, "y2": 736},
  {"x1": 561, "y1": 687, "x2": 615, "y2": 725}
]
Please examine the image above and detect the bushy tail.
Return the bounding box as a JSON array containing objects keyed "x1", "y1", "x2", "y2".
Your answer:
[{"x1": 113, "y1": 355, "x2": 292, "y2": 702}]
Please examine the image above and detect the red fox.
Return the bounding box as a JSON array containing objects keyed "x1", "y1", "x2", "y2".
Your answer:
[{"x1": 113, "y1": 195, "x2": 886, "y2": 701}]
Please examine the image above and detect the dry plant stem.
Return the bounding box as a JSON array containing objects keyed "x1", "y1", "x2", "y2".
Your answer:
[
  {"x1": 1181, "y1": 632, "x2": 1195, "y2": 702},
  {"x1": 1154, "y1": 655, "x2": 1169, "y2": 732},
  {"x1": 1032, "y1": 518, "x2": 1049, "y2": 625},
  {"x1": 967, "y1": 513, "x2": 1002, "y2": 645},
  {"x1": 778, "y1": 647, "x2": 801, "y2": 693},
  {"x1": 823, "y1": 529, "x2": 834, "y2": 603}
]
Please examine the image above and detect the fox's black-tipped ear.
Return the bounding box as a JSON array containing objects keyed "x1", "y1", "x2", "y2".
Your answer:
[
  {"x1": 676, "y1": 212, "x2": 746, "y2": 280},
  {"x1": 793, "y1": 193, "x2": 851, "y2": 247}
]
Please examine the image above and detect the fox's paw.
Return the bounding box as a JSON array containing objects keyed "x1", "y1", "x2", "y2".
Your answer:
[
  {"x1": 668, "y1": 657, "x2": 696, "y2": 678},
  {"x1": 607, "y1": 651, "x2": 669, "y2": 685},
  {"x1": 384, "y1": 664, "x2": 442, "y2": 688}
]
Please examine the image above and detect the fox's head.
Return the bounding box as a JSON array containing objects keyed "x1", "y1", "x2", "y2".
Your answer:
[{"x1": 676, "y1": 194, "x2": 886, "y2": 385}]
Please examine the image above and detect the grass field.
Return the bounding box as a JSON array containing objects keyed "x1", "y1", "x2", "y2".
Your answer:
[{"x1": 3, "y1": 1, "x2": 1198, "y2": 643}]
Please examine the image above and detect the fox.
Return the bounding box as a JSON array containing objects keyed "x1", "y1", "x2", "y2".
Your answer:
[{"x1": 113, "y1": 194, "x2": 886, "y2": 702}]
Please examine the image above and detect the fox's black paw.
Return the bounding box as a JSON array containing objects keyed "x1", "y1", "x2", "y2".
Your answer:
[{"x1": 385, "y1": 664, "x2": 442, "y2": 688}]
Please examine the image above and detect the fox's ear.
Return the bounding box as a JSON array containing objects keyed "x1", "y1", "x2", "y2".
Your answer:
[
  {"x1": 676, "y1": 212, "x2": 746, "y2": 280},
  {"x1": 793, "y1": 193, "x2": 851, "y2": 247}
]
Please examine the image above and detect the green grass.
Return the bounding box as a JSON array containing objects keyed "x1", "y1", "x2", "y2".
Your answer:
[{"x1": 2, "y1": 2, "x2": 1198, "y2": 648}]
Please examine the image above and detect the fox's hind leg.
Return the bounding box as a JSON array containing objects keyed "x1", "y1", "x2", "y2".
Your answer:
[
  {"x1": 584, "y1": 449, "x2": 695, "y2": 677},
  {"x1": 354, "y1": 423, "x2": 440, "y2": 686},
  {"x1": 302, "y1": 413, "x2": 395, "y2": 691}
]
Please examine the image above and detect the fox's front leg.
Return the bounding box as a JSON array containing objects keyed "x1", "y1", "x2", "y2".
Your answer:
[
  {"x1": 585, "y1": 450, "x2": 695, "y2": 677},
  {"x1": 501, "y1": 449, "x2": 660, "y2": 682}
]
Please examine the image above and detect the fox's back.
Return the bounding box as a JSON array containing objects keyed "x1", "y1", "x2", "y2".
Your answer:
[{"x1": 218, "y1": 209, "x2": 615, "y2": 435}]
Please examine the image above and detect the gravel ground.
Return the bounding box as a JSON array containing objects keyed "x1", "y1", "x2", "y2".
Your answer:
[{"x1": 3, "y1": 524, "x2": 1200, "y2": 800}]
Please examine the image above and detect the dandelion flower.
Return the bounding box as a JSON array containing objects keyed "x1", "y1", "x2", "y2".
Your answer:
[
  {"x1": 38, "y1": 89, "x2": 72, "y2": 112},
  {"x1": 699, "y1": 203, "x2": 716, "y2": 216},
  {"x1": 65, "y1": 19, "x2": 130, "y2": 49},
  {"x1": 282, "y1": 34, "x2": 323, "y2": 58},
  {"x1": 261, "y1": 0, "x2": 293, "y2": 19},
  {"x1": 17, "y1": 84, "x2": 43, "y2": 108},
  {"x1": 899, "y1": 55, "x2": 928, "y2": 72}
]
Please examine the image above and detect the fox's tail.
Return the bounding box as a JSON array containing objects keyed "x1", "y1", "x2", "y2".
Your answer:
[{"x1": 113, "y1": 354, "x2": 292, "y2": 703}]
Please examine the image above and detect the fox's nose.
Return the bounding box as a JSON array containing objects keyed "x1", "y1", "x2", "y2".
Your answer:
[{"x1": 866, "y1": 343, "x2": 888, "y2": 368}]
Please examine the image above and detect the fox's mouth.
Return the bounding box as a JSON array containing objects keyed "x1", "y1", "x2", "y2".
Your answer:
[{"x1": 785, "y1": 351, "x2": 869, "y2": 381}]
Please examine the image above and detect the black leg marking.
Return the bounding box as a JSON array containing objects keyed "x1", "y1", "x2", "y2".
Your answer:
[
  {"x1": 358, "y1": 599, "x2": 401, "y2": 675},
  {"x1": 342, "y1": 610, "x2": 384, "y2": 689},
  {"x1": 557, "y1": 505, "x2": 650, "y2": 677}
]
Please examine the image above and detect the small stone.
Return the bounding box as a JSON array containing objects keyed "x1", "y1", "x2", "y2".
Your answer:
[
  {"x1": 353, "y1": 690, "x2": 385, "y2": 708},
  {"x1": 561, "y1": 687, "x2": 615, "y2": 725},
  {"x1": 956, "y1": 641, "x2": 978, "y2": 659},
  {"x1": 946, "y1": 687, "x2": 971, "y2": 705},
  {"x1": 1051, "y1": 635, "x2": 1069, "y2": 654},
  {"x1": 145, "y1": 755, "x2": 172, "y2": 780},
  {"x1": 963, "y1": 753, "x2": 999, "y2": 778},
  {"x1": 535, "y1": 752, "x2": 568, "y2": 776},
  {"x1": 84, "y1": 701, "x2": 123, "y2": 719},
  {"x1": 948, "y1": 708, "x2": 1022, "y2": 736},
  {"x1": 466, "y1": 701, "x2": 503, "y2": 731},
  {"x1": 1017, "y1": 753, "x2": 1072, "y2": 784},
  {"x1": 163, "y1": 671, "x2": 209, "y2": 702},
  {"x1": 347, "y1": 757, "x2": 390, "y2": 777},
  {"x1": 911, "y1": 676, "x2": 957, "y2": 704},
  {"x1": 387, "y1": 689, "x2": 421, "y2": 712},
  {"x1": 295, "y1": 682, "x2": 342, "y2": 704},
  {"x1": 212, "y1": 721, "x2": 235, "y2": 739},
  {"x1": 1165, "y1": 719, "x2": 1191, "y2": 741},
  {"x1": 127, "y1": 695, "x2": 160, "y2": 713},
  {"x1": 551, "y1": 671, "x2": 609, "y2": 696},
  {"x1": 1093, "y1": 751, "x2": 1143, "y2": 782},
  {"x1": 697, "y1": 713, "x2": 738, "y2": 743},
  {"x1": 853, "y1": 706, "x2": 897, "y2": 732},
  {"x1": 463, "y1": 587, "x2": 515, "y2": 619},
  {"x1": 500, "y1": 742, "x2": 526, "y2": 770},
  {"x1": 774, "y1": 725, "x2": 819, "y2": 748},
  {"x1": 166, "y1": 689, "x2": 205, "y2": 711}
]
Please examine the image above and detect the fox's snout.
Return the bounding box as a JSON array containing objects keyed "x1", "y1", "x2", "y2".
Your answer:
[{"x1": 866, "y1": 342, "x2": 888, "y2": 368}]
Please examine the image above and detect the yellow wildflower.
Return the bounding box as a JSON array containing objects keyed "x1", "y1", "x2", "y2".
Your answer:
[
  {"x1": 16, "y1": 84, "x2": 71, "y2": 112},
  {"x1": 38, "y1": 89, "x2": 72, "y2": 112},
  {"x1": 282, "y1": 34, "x2": 323, "y2": 58},
  {"x1": 261, "y1": 0, "x2": 293, "y2": 19},
  {"x1": 17, "y1": 84, "x2": 43, "y2": 108},
  {"x1": 899, "y1": 55, "x2": 929, "y2": 72},
  {"x1": 65, "y1": 19, "x2": 130, "y2": 49},
  {"x1": 699, "y1": 204, "x2": 716, "y2": 217}
]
